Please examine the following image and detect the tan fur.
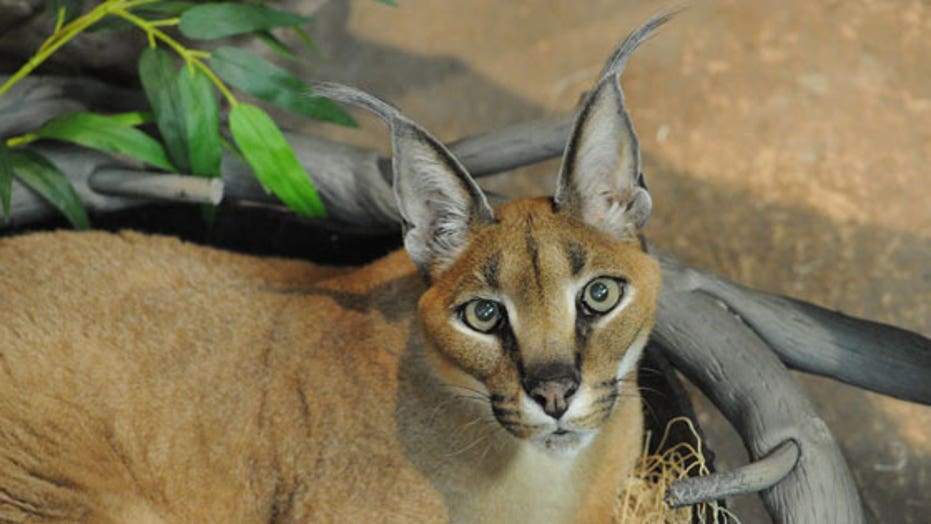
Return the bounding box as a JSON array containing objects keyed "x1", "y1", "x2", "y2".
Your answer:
[{"x1": 0, "y1": 196, "x2": 659, "y2": 523}]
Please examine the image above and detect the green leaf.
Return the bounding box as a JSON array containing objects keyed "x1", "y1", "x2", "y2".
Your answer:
[
  {"x1": 88, "y1": 1, "x2": 195, "y2": 32},
  {"x1": 33, "y1": 112, "x2": 174, "y2": 171},
  {"x1": 255, "y1": 30, "x2": 298, "y2": 61},
  {"x1": 139, "y1": 47, "x2": 189, "y2": 172},
  {"x1": 179, "y1": 3, "x2": 311, "y2": 40},
  {"x1": 229, "y1": 104, "x2": 326, "y2": 218},
  {"x1": 0, "y1": 146, "x2": 12, "y2": 219},
  {"x1": 10, "y1": 149, "x2": 89, "y2": 229},
  {"x1": 176, "y1": 67, "x2": 222, "y2": 177},
  {"x1": 372, "y1": 0, "x2": 398, "y2": 6},
  {"x1": 210, "y1": 47, "x2": 356, "y2": 127},
  {"x1": 105, "y1": 112, "x2": 155, "y2": 127}
]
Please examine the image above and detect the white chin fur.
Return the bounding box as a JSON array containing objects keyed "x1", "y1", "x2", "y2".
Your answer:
[{"x1": 530, "y1": 430, "x2": 595, "y2": 458}]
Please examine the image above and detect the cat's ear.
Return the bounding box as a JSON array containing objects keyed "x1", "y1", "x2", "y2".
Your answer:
[
  {"x1": 311, "y1": 83, "x2": 495, "y2": 274},
  {"x1": 554, "y1": 15, "x2": 670, "y2": 241}
]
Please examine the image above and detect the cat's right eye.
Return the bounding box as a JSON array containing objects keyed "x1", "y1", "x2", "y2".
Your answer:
[
  {"x1": 461, "y1": 299, "x2": 503, "y2": 333},
  {"x1": 580, "y1": 277, "x2": 624, "y2": 315}
]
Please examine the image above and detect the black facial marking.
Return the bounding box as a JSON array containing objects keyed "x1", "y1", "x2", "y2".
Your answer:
[
  {"x1": 491, "y1": 405, "x2": 519, "y2": 419},
  {"x1": 575, "y1": 311, "x2": 593, "y2": 356},
  {"x1": 594, "y1": 391, "x2": 619, "y2": 406},
  {"x1": 523, "y1": 218, "x2": 542, "y2": 290},
  {"x1": 500, "y1": 323, "x2": 524, "y2": 374},
  {"x1": 566, "y1": 242, "x2": 587, "y2": 276},
  {"x1": 481, "y1": 252, "x2": 501, "y2": 289},
  {"x1": 574, "y1": 399, "x2": 616, "y2": 426}
]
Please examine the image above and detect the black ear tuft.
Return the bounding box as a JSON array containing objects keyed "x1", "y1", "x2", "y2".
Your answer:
[{"x1": 553, "y1": 14, "x2": 672, "y2": 240}]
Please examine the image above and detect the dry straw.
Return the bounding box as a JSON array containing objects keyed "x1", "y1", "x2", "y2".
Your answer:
[{"x1": 614, "y1": 417, "x2": 740, "y2": 523}]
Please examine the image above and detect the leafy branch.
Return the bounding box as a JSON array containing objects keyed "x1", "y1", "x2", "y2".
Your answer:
[
  {"x1": 0, "y1": 0, "x2": 136, "y2": 100},
  {"x1": 108, "y1": 6, "x2": 238, "y2": 106},
  {"x1": 0, "y1": 0, "x2": 383, "y2": 226}
]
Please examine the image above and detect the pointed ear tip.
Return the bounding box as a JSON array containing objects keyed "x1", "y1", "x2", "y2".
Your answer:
[
  {"x1": 600, "y1": 11, "x2": 677, "y2": 80},
  {"x1": 307, "y1": 82, "x2": 406, "y2": 130}
]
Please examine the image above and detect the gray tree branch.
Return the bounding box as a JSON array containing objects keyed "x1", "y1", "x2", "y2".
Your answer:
[
  {"x1": 654, "y1": 255, "x2": 865, "y2": 522},
  {"x1": 666, "y1": 439, "x2": 799, "y2": 508}
]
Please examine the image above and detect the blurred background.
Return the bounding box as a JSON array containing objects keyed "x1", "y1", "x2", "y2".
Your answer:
[{"x1": 290, "y1": 1, "x2": 930, "y2": 522}]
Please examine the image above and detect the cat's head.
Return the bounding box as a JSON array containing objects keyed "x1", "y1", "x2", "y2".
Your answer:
[{"x1": 314, "y1": 15, "x2": 666, "y2": 455}]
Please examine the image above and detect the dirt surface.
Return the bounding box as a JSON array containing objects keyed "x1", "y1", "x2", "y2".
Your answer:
[{"x1": 290, "y1": 1, "x2": 929, "y2": 522}]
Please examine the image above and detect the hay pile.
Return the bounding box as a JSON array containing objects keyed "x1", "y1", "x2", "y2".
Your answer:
[{"x1": 614, "y1": 417, "x2": 738, "y2": 523}]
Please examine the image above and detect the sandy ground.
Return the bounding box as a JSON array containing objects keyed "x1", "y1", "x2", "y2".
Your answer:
[{"x1": 289, "y1": 1, "x2": 930, "y2": 522}]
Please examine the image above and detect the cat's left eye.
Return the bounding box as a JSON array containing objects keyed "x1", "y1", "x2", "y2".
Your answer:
[
  {"x1": 461, "y1": 299, "x2": 503, "y2": 333},
  {"x1": 580, "y1": 277, "x2": 624, "y2": 314}
]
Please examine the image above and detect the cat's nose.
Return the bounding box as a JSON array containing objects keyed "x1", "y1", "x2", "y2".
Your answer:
[{"x1": 522, "y1": 364, "x2": 580, "y2": 419}]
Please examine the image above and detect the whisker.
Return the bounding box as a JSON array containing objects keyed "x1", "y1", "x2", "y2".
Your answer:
[
  {"x1": 571, "y1": 407, "x2": 612, "y2": 427},
  {"x1": 615, "y1": 391, "x2": 643, "y2": 399},
  {"x1": 637, "y1": 365, "x2": 664, "y2": 377},
  {"x1": 446, "y1": 383, "x2": 491, "y2": 400},
  {"x1": 640, "y1": 396, "x2": 658, "y2": 423},
  {"x1": 594, "y1": 393, "x2": 619, "y2": 406},
  {"x1": 446, "y1": 433, "x2": 490, "y2": 458},
  {"x1": 479, "y1": 439, "x2": 494, "y2": 462},
  {"x1": 425, "y1": 395, "x2": 476, "y2": 424},
  {"x1": 459, "y1": 414, "x2": 495, "y2": 431},
  {"x1": 451, "y1": 392, "x2": 490, "y2": 404},
  {"x1": 636, "y1": 385, "x2": 664, "y2": 397}
]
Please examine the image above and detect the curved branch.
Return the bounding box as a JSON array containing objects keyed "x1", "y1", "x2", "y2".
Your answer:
[
  {"x1": 655, "y1": 252, "x2": 931, "y2": 405},
  {"x1": 666, "y1": 439, "x2": 799, "y2": 508},
  {"x1": 651, "y1": 266, "x2": 864, "y2": 522}
]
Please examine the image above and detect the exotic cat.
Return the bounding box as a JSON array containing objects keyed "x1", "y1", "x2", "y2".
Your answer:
[{"x1": 0, "y1": 16, "x2": 668, "y2": 524}]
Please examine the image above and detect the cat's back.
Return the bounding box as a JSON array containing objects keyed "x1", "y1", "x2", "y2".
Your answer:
[
  {"x1": 0, "y1": 229, "x2": 346, "y2": 313},
  {"x1": 0, "y1": 230, "x2": 439, "y2": 523},
  {"x1": 0, "y1": 230, "x2": 349, "y2": 387}
]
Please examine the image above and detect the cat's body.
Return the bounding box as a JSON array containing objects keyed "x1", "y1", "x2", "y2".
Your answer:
[
  {"x1": 1, "y1": 230, "x2": 438, "y2": 523},
  {"x1": 0, "y1": 205, "x2": 649, "y2": 523},
  {"x1": 0, "y1": 17, "x2": 668, "y2": 524}
]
